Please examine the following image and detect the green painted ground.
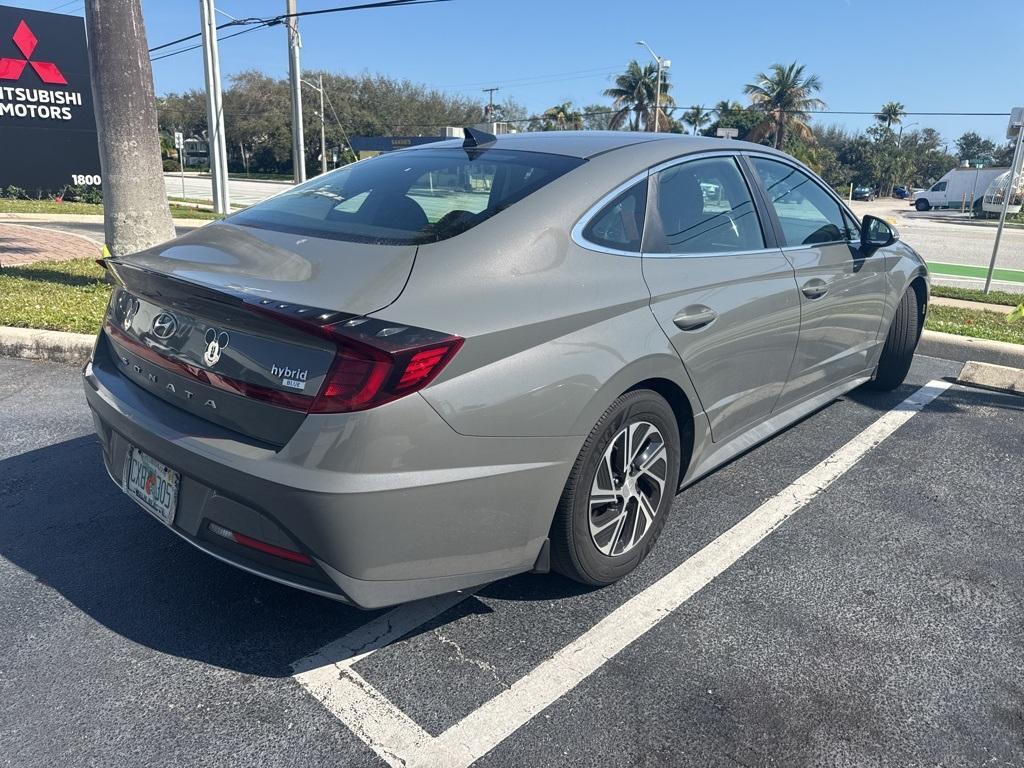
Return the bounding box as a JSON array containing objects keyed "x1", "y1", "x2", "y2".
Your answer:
[{"x1": 928, "y1": 261, "x2": 1024, "y2": 284}]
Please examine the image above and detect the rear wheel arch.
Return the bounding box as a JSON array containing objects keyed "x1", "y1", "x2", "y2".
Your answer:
[{"x1": 626, "y1": 377, "x2": 695, "y2": 475}]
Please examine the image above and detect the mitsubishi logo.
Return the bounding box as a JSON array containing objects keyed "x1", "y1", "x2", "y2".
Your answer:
[{"x1": 0, "y1": 20, "x2": 66, "y2": 85}]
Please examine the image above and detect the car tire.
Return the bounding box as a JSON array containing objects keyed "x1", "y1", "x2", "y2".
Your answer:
[
  {"x1": 550, "y1": 389, "x2": 681, "y2": 586},
  {"x1": 866, "y1": 287, "x2": 921, "y2": 391},
  {"x1": 915, "y1": 198, "x2": 930, "y2": 211}
]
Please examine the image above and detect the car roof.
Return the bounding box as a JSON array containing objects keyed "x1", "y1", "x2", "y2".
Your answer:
[{"x1": 403, "y1": 131, "x2": 782, "y2": 161}]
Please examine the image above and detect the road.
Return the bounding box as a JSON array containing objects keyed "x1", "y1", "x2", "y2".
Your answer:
[
  {"x1": 2, "y1": 353, "x2": 1022, "y2": 767},
  {"x1": 163, "y1": 173, "x2": 292, "y2": 207},
  {"x1": 850, "y1": 199, "x2": 1024, "y2": 285}
]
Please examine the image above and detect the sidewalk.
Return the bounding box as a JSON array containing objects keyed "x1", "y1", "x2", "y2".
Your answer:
[
  {"x1": 0, "y1": 222, "x2": 101, "y2": 267},
  {"x1": 0, "y1": 216, "x2": 207, "y2": 265}
]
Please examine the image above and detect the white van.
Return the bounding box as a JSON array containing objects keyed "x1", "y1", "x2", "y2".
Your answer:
[{"x1": 912, "y1": 166, "x2": 1008, "y2": 211}]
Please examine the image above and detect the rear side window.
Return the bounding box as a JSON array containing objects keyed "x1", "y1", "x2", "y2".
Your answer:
[
  {"x1": 229, "y1": 148, "x2": 585, "y2": 245},
  {"x1": 644, "y1": 156, "x2": 764, "y2": 254},
  {"x1": 751, "y1": 157, "x2": 847, "y2": 247},
  {"x1": 581, "y1": 180, "x2": 648, "y2": 253}
]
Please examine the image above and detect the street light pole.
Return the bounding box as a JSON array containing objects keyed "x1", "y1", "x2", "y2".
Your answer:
[
  {"x1": 636, "y1": 41, "x2": 670, "y2": 132},
  {"x1": 286, "y1": 0, "x2": 306, "y2": 184},
  {"x1": 983, "y1": 108, "x2": 1024, "y2": 293}
]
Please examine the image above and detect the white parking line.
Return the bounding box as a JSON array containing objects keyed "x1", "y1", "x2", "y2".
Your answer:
[{"x1": 292, "y1": 380, "x2": 952, "y2": 768}]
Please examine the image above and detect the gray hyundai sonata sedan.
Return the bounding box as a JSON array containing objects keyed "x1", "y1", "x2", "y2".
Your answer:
[{"x1": 83, "y1": 130, "x2": 927, "y2": 608}]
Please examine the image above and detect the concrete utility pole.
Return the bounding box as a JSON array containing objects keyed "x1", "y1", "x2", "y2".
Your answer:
[
  {"x1": 83, "y1": 0, "x2": 175, "y2": 256},
  {"x1": 482, "y1": 86, "x2": 499, "y2": 120},
  {"x1": 301, "y1": 76, "x2": 326, "y2": 175},
  {"x1": 286, "y1": 0, "x2": 306, "y2": 183},
  {"x1": 199, "y1": 0, "x2": 230, "y2": 214},
  {"x1": 317, "y1": 74, "x2": 326, "y2": 175}
]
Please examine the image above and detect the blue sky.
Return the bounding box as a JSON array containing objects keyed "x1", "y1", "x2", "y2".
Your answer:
[{"x1": 9, "y1": 0, "x2": 1021, "y2": 145}]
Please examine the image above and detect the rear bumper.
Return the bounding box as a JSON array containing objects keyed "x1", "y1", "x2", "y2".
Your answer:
[{"x1": 83, "y1": 336, "x2": 579, "y2": 608}]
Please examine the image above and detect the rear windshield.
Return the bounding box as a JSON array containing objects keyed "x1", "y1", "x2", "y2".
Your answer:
[{"x1": 229, "y1": 148, "x2": 585, "y2": 245}]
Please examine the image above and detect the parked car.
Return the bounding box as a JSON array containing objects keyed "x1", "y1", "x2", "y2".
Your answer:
[
  {"x1": 852, "y1": 185, "x2": 876, "y2": 201},
  {"x1": 912, "y1": 166, "x2": 1007, "y2": 211},
  {"x1": 84, "y1": 131, "x2": 929, "y2": 608},
  {"x1": 893, "y1": 185, "x2": 910, "y2": 199}
]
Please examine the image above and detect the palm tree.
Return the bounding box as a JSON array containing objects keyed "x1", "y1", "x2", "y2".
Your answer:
[
  {"x1": 682, "y1": 105, "x2": 712, "y2": 136},
  {"x1": 604, "y1": 60, "x2": 673, "y2": 131},
  {"x1": 540, "y1": 101, "x2": 583, "y2": 131},
  {"x1": 875, "y1": 101, "x2": 905, "y2": 129},
  {"x1": 743, "y1": 62, "x2": 826, "y2": 150},
  {"x1": 713, "y1": 100, "x2": 744, "y2": 120}
]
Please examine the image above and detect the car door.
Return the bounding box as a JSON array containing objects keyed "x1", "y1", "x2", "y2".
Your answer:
[
  {"x1": 929, "y1": 180, "x2": 948, "y2": 206},
  {"x1": 746, "y1": 155, "x2": 887, "y2": 411},
  {"x1": 642, "y1": 153, "x2": 801, "y2": 443}
]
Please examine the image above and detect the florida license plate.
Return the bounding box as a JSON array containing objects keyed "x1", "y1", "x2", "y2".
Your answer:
[{"x1": 123, "y1": 445, "x2": 179, "y2": 525}]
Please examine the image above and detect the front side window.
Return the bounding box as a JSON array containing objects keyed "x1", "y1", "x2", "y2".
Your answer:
[
  {"x1": 931, "y1": 181, "x2": 947, "y2": 192},
  {"x1": 645, "y1": 156, "x2": 764, "y2": 254},
  {"x1": 751, "y1": 157, "x2": 848, "y2": 247},
  {"x1": 229, "y1": 148, "x2": 585, "y2": 245},
  {"x1": 581, "y1": 180, "x2": 648, "y2": 252}
]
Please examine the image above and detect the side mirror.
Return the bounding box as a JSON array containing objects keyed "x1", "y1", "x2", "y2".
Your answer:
[{"x1": 860, "y1": 215, "x2": 899, "y2": 250}]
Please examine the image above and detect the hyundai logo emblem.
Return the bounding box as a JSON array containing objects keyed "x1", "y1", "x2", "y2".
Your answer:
[{"x1": 151, "y1": 312, "x2": 177, "y2": 340}]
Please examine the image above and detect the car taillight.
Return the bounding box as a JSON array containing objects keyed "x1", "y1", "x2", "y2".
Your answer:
[
  {"x1": 308, "y1": 333, "x2": 462, "y2": 414},
  {"x1": 247, "y1": 299, "x2": 464, "y2": 415}
]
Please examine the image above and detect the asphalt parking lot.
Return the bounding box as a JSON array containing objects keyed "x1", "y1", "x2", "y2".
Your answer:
[{"x1": 2, "y1": 353, "x2": 1022, "y2": 767}]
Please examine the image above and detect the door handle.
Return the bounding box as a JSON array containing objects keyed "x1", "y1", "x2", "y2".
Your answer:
[
  {"x1": 801, "y1": 279, "x2": 829, "y2": 300},
  {"x1": 673, "y1": 305, "x2": 718, "y2": 331}
]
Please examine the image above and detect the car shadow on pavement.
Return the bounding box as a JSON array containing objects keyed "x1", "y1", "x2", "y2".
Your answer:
[
  {"x1": 0, "y1": 434, "x2": 598, "y2": 678},
  {"x1": 846, "y1": 377, "x2": 1024, "y2": 414},
  {"x1": 0, "y1": 435, "x2": 489, "y2": 677}
]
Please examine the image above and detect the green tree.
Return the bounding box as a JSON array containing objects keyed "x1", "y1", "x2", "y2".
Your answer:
[
  {"x1": 533, "y1": 102, "x2": 584, "y2": 131},
  {"x1": 682, "y1": 105, "x2": 712, "y2": 135},
  {"x1": 158, "y1": 69, "x2": 485, "y2": 176},
  {"x1": 488, "y1": 98, "x2": 529, "y2": 125},
  {"x1": 582, "y1": 103, "x2": 615, "y2": 131},
  {"x1": 955, "y1": 131, "x2": 997, "y2": 163},
  {"x1": 875, "y1": 101, "x2": 905, "y2": 129},
  {"x1": 743, "y1": 62, "x2": 826, "y2": 149},
  {"x1": 713, "y1": 100, "x2": 744, "y2": 120},
  {"x1": 704, "y1": 102, "x2": 761, "y2": 140},
  {"x1": 604, "y1": 60, "x2": 673, "y2": 131}
]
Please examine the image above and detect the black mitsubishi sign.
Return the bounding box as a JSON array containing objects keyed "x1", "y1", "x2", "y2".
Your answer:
[{"x1": 0, "y1": 5, "x2": 100, "y2": 194}]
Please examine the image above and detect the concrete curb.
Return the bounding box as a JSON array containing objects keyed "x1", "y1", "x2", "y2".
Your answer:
[
  {"x1": 930, "y1": 296, "x2": 1014, "y2": 315},
  {"x1": 918, "y1": 329, "x2": 1024, "y2": 368},
  {"x1": 957, "y1": 361, "x2": 1024, "y2": 396},
  {"x1": 0, "y1": 326, "x2": 94, "y2": 364}
]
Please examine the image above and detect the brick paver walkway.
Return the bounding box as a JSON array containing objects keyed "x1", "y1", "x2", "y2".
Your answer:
[{"x1": 0, "y1": 223, "x2": 102, "y2": 267}]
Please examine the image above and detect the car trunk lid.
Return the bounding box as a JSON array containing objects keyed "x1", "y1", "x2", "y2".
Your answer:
[{"x1": 99, "y1": 223, "x2": 418, "y2": 446}]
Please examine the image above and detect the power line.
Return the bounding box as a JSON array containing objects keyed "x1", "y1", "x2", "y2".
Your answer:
[
  {"x1": 148, "y1": 0, "x2": 452, "y2": 56},
  {"x1": 150, "y1": 23, "x2": 270, "y2": 63}
]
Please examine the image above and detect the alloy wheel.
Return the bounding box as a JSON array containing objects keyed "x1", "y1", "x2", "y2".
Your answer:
[{"x1": 588, "y1": 420, "x2": 669, "y2": 557}]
